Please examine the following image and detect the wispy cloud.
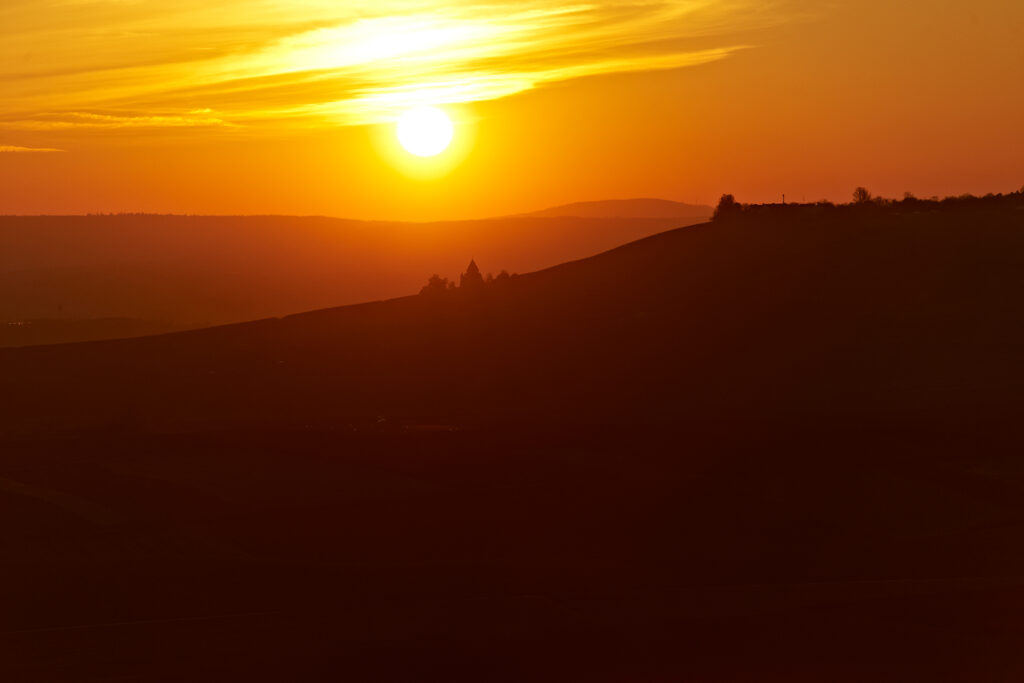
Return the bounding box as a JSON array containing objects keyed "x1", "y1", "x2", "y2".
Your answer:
[
  {"x1": 0, "y1": 145, "x2": 64, "y2": 153},
  {"x1": 0, "y1": 0, "x2": 799, "y2": 130},
  {"x1": 5, "y1": 111, "x2": 233, "y2": 131}
]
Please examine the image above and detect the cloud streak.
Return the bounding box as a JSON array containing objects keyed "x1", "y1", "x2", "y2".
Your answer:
[
  {"x1": 0, "y1": 0, "x2": 798, "y2": 130},
  {"x1": 0, "y1": 145, "x2": 63, "y2": 153}
]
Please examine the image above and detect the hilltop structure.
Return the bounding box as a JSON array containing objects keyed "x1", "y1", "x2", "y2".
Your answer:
[{"x1": 460, "y1": 259, "x2": 484, "y2": 289}]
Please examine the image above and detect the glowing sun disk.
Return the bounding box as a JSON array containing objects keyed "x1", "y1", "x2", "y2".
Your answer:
[{"x1": 397, "y1": 106, "x2": 454, "y2": 157}]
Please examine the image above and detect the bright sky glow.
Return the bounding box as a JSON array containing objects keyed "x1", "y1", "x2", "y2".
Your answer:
[{"x1": 3, "y1": 0, "x2": 1020, "y2": 218}]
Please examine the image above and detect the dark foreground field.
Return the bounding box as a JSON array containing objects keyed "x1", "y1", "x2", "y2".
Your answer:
[
  {"x1": 3, "y1": 194, "x2": 1024, "y2": 680},
  {"x1": 6, "y1": 422, "x2": 1024, "y2": 681}
]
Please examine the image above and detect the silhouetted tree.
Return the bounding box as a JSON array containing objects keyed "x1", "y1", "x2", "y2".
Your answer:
[
  {"x1": 713, "y1": 194, "x2": 741, "y2": 221},
  {"x1": 495, "y1": 270, "x2": 511, "y2": 282},
  {"x1": 853, "y1": 187, "x2": 873, "y2": 204},
  {"x1": 420, "y1": 274, "x2": 450, "y2": 295},
  {"x1": 460, "y1": 259, "x2": 484, "y2": 289}
]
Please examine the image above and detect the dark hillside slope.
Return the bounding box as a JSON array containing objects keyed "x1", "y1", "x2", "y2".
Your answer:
[{"x1": 2, "y1": 199, "x2": 1023, "y2": 434}]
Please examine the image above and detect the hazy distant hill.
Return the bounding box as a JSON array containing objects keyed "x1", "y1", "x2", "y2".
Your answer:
[
  {"x1": 0, "y1": 209, "x2": 705, "y2": 345},
  {"x1": 523, "y1": 197, "x2": 711, "y2": 219}
]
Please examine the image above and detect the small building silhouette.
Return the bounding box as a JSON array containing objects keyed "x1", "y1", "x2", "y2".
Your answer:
[{"x1": 460, "y1": 259, "x2": 484, "y2": 289}]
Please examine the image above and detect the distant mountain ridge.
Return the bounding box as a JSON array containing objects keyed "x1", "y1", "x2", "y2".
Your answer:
[{"x1": 522, "y1": 198, "x2": 711, "y2": 219}]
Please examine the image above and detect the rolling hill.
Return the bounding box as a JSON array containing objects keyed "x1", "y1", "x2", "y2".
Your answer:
[{"x1": 4, "y1": 194, "x2": 1024, "y2": 681}]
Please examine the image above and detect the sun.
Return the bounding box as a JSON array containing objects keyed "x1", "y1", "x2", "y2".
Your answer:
[{"x1": 397, "y1": 106, "x2": 454, "y2": 157}]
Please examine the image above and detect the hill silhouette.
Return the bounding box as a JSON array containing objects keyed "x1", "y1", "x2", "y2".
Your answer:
[
  {"x1": 522, "y1": 197, "x2": 711, "y2": 219},
  {"x1": 4, "y1": 193, "x2": 1022, "y2": 433},
  {"x1": 0, "y1": 207, "x2": 707, "y2": 346},
  {"x1": 4, "y1": 193, "x2": 1024, "y2": 681}
]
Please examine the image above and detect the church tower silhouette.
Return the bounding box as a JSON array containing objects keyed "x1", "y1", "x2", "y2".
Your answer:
[{"x1": 460, "y1": 259, "x2": 484, "y2": 289}]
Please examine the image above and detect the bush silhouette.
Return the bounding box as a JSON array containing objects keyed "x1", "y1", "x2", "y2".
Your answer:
[
  {"x1": 853, "y1": 187, "x2": 873, "y2": 204},
  {"x1": 712, "y1": 194, "x2": 741, "y2": 221},
  {"x1": 420, "y1": 274, "x2": 451, "y2": 295}
]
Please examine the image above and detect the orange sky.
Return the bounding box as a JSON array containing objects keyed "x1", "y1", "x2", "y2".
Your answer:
[{"x1": 1, "y1": 0, "x2": 1022, "y2": 220}]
